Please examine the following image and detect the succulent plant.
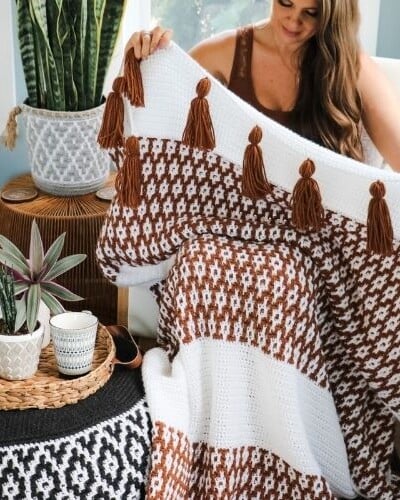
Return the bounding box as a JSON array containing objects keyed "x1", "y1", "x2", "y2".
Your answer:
[
  {"x1": 0, "y1": 266, "x2": 17, "y2": 335},
  {"x1": 0, "y1": 220, "x2": 86, "y2": 333}
]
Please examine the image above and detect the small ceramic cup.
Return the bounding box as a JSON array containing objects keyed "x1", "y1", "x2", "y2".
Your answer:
[{"x1": 50, "y1": 311, "x2": 98, "y2": 376}]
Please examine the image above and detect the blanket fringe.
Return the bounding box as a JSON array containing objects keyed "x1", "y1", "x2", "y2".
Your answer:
[
  {"x1": 124, "y1": 48, "x2": 145, "y2": 107},
  {"x1": 242, "y1": 125, "x2": 271, "y2": 198},
  {"x1": 115, "y1": 136, "x2": 141, "y2": 209},
  {"x1": 367, "y1": 180, "x2": 393, "y2": 255},
  {"x1": 1, "y1": 106, "x2": 22, "y2": 150},
  {"x1": 97, "y1": 76, "x2": 126, "y2": 150},
  {"x1": 182, "y1": 77, "x2": 216, "y2": 150},
  {"x1": 291, "y1": 159, "x2": 325, "y2": 231}
]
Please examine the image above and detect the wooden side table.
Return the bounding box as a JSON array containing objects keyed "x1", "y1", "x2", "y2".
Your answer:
[{"x1": 0, "y1": 174, "x2": 117, "y2": 325}]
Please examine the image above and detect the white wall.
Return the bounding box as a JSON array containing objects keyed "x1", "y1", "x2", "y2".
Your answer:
[
  {"x1": 0, "y1": 1, "x2": 16, "y2": 135},
  {"x1": 359, "y1": 0, "x2": 381, "y2": 55}
]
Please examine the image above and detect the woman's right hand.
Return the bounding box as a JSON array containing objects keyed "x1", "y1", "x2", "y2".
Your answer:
[{"x1": 125, "y1": 26, "x2": 173, "y2": 60}]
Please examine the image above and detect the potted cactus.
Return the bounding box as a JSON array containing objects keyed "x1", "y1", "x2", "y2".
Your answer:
[
  {"x1": 0, "y1": 220, "x2": 86, "y2": 380},
  {"x1": 5, "y1": 0, "x2": 126, "y2": 196}
]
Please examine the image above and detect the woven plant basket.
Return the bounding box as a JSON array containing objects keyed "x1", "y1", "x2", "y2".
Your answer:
[{"x1": 22, "y1": 103, "x2": 110, "y2": 196}]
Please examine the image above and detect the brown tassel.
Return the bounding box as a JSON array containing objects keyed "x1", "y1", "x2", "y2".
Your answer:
[
  {"x1": 367, "y1": 180, "x2": 393, "y2": 255},
  {"x1": 291, "y1": 159, "x2": 324, "y2": 231},
  {"x1": 123, "y1": 47, "x2": 145, "y2": 107},
  {"x1": 242, "y1": 125, "x2": 271, "y2": 198},
  {"x1": 182, "y1": 77, "x2": 216, "y2": 150},
  {"x1": 1, "y1": 106, "x2": 22, "y2": 150},
  {"x1": 115, "y1": 136, "x2": 142, "y2": 209},
  {"x1": 97, "y1": 76, "x2": 126, "y2": 149}
]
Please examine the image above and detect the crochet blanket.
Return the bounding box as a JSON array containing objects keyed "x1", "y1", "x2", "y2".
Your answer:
[{"x1": 96, "y1": 43, "x2": 400, "y2": 499}]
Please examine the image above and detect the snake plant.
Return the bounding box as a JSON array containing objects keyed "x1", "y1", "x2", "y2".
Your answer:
[
  {"x1": 0, "y1": 220, "x2": 86, "y2": 333},
  {"x1": 16, "y1": 0, "x2": 125, "y2": 111},
  {"x1": 0, "y1": 267, "x2": 17, "y2": 335}
]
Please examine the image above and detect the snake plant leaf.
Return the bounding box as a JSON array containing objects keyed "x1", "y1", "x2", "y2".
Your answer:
[
  {"x1": 46, "y1": 0, "x2": 67, "y2": 109},
  {"x1": 43, "y1": 232, "x2": 66, "y2": 272},
  {"x1": 43, "y1": 254, "x2": 87, "y2": 281},
  {"x1": 14, "y1": 299, "x2": 27, "y2": 333},
  {"x1": 16, "y1": 0, "x2": 38, "y2": 107},
  {"x1": 29, "y1": 0, "x2": 64, "y2": 109},
  {"x1": 0, "y1": 250, "x2": 30, "y2": 278},
  {"x1": 72, "y1": 0, "x2": 88, "y2": 110},
  {"x1": 41, "y1": 282, "x2": 84, "y2": 301},
  {"x1": 26, "y1": 283, "x2": 41, "y2": 333},
  {"x1": 29, "y1": 220, "x2": 44, "y2": 278},
  {"x1": 86, "y1": 0, "x2": 108, "y2": 109},
  {"x1": 95, "y1": 0, "x2": 125, "y2": 104},
  {"x1": 41, "y1": 289, "x2": 65, "y2": 315}
]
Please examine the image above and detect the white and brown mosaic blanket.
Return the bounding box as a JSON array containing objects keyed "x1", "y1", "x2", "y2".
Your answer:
[{"x1": 96, "y1": 43, "x2": 400, "y2": 499}]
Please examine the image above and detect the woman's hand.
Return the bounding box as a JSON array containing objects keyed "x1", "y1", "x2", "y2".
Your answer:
[{"x1": 125, "y1": 26, "x2": 173, "y2": 60}]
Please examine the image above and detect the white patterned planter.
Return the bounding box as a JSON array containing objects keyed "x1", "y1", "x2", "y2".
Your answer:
[
  {"x1": 0, "y1": 323, "x2": 44, "y2": 380},
  {"x1": 22, "y1": 103, "x2": 110, "y2": 196}
]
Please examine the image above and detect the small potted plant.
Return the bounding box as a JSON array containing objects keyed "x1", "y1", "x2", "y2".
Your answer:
[{"x1": 0, "y1": 220, "x2": 86, "y2": 380}]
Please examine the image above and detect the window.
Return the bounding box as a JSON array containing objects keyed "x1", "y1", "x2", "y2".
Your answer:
[{"x1": 152, "y1": 0, "x2": 271, "y2": 51}]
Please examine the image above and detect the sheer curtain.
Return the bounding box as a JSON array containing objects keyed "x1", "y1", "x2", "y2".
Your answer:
[{"x1": 104, "y1": 0, "x2": 151, "y2": 93}]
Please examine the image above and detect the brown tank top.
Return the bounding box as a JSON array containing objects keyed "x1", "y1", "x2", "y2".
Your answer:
[{"x1": 228, "y1": 26, "x2": 293, "y2": 128}]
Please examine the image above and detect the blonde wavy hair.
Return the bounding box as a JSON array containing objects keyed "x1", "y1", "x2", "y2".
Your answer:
[{"x1": 292, "y1": 0, "x2": 364, "y2": 161}]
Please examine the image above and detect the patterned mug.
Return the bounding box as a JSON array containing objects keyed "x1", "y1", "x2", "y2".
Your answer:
[{"x1": 50, "y1": 311, "x2": 98, "y2": 376}]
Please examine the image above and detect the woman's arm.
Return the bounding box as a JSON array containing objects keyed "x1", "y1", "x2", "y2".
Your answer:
[{"x1": 358, "y1": 52, "x2": 400, "y2": 172}]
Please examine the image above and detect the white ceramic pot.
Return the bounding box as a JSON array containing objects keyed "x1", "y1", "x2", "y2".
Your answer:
[
  {"x1": 50, "y1": 311, "x2": 98, "y2": 376},
  {"x1": 0, "y1": 322, "x2": 44, "y2": 380},
  {"x1": 22, "y1": 103, "x2": 110, "y2": 196}
]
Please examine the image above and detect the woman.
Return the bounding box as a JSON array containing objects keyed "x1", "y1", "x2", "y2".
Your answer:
[
  {"x1": 116, "y1": 2, "x2": 400, "y2": 497},
  {"x1": 126, "y1": 0, "x2": 400, "y2": 170}
]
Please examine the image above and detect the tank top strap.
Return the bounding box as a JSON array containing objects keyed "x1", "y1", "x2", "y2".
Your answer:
[{"x1": 228, "y1": 26, "x2": 254, "y2": 99}]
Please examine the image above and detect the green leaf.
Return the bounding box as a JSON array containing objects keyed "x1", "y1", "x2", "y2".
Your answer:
[
  {"x1": 16, "y1": 0, "x2": 39, "y2": 106},
  {"x1": 0, "y1": 250, "x2": 30, "y2": 277},
  {"x1": 43, "y1": 254, "x2": 86, "y2": 281},
  {"x1": 41, "y1": 289, "x2": 65, "y2": 315},
  {"x1": 95, "y1": 0, "x2": 125, "y2": 104},
  {"x1": 72, "y1": 0, "x2": 88, "y2": 109},
  {"x1": 29, "y1": 0, "x2": 64, "y2": 109},
  {"x1": 14, "y1": 282, "x2": 29, "y2": 296},
  {"x1": 15, "y1": 298, "x2": 27, "y2": 333},
  {"x1": 29, "y1": 220, "x2": 44, "y2": 278},
  {"x1": 0, "y1": 235, "x2": 29, "y2": 270},
  {"x1": 43, "y1": 232, "x2": 66, "y2": 272},
  {"x1": 41, "y1": 281, "x2": 84, "y2": 301},
  {"x1": 26, "y1": 283, "x2": 41, "y2": 333}
]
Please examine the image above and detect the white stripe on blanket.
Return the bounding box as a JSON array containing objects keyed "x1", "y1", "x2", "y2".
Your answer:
[
  {"x1": 127, "y1": 43, "x2": 400, "y2": 237},
  {"x1": 142, "y1": 339, "x2": 356, "y2": 498}
]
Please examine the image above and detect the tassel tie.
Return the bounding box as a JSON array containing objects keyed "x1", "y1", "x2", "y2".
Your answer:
[
  {"x1": 115, "y1": 136, "x2": 141, "y2": 209},
  {"x1": 124, "y1": 47, "x2": 145, "y2": 107},
  {"x1": 97, "y1": 76, "x2": 126, "y2": 151},
  {"x1": 291, "y1": 159, "x2": 324, "y2": 231},
  {"x1": 182, "y1": 77, "x2": 216, "y2": 150},
  {"x1": 242, "y1": 125, "x2": 271, "y2": 198},
  {"x1": 367, "y1": 180, "x2": 393, "y2": 255},
  {"x1": 1, "y1": 106, "x2": 22, "y2": 150}
]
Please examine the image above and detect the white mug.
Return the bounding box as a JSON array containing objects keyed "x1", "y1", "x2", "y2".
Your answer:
[{"x1": 50, "y1": 311, "x2": 98, "y2": 376}]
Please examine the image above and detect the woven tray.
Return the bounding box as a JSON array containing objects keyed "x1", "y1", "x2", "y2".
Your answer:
[{"x1": 0, "y1": 324, "x2": 116, "y2": 411}]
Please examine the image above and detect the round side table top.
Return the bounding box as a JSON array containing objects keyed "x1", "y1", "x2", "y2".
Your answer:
[{"x1": 0, "y1": 173, "x2": 116, "y2": 218}]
